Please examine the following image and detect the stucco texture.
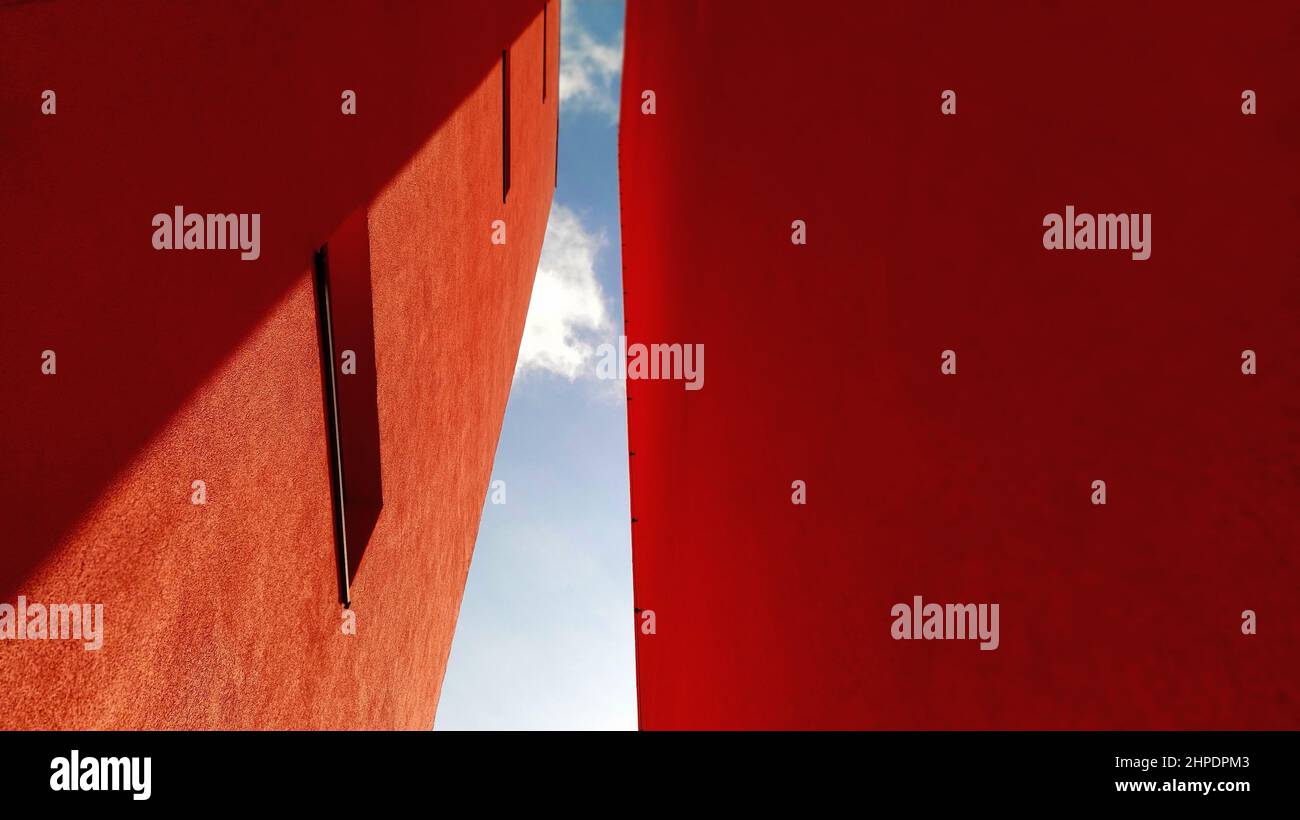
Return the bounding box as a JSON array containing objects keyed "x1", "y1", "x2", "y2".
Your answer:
[
  {"x1": 620, "y1": 0, "x2": 1300, "y2": 729},
  {"x1": 0, "y1": 1, "x2": 558, "y2": 729}
]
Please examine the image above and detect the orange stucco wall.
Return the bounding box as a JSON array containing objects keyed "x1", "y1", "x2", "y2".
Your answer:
[{"x1": 0, "y1": 1, "x2": 558, "y2": 729}]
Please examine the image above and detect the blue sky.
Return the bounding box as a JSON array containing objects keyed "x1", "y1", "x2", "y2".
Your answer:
[{"x1": 434, "y1": 0, "x2": 634, "y2": 731}]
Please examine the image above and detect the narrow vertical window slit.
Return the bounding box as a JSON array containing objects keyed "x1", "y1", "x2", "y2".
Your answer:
[{"x1": 502, "y1": 49, "x2": 511, "y2": 203}]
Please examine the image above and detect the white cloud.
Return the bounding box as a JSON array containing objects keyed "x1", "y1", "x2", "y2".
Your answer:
[
  {"x1": 559, "y1": 1, "x2": 624, "y2": 121},
  {"x1": 516, "y1": 204, "x2": 612, "y2": 380}
]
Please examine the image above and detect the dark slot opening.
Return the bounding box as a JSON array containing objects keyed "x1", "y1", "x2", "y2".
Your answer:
[
  {"x1": 502, "y1": 48, "x2": 511, "y2": 203},
  {"x1": 313, "y1": 206, "x2": 383, "y2": 605}
]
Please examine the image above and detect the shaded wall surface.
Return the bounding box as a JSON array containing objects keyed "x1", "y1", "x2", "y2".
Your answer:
[
  {"x1": 620, "y1": 1, "x2": 1300, "y2": 729},
  {"x1": 0, "y1": 0, "x2": 559, "y2": 729}
]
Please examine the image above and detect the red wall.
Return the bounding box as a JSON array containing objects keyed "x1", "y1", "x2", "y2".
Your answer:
[
  {"x1": 620, "y1": 1, "x2": 1300, "y2": 729},
  {"x1": 0, "y1": 1, "x2": 558, "y2": 729}
]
